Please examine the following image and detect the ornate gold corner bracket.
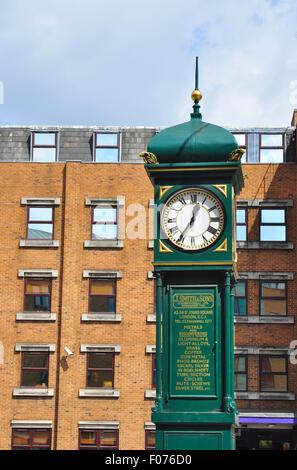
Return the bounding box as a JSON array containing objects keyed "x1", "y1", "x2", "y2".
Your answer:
[
  {"x1": 159, "y1": 186, "x2": 173, "y2": 200},
  {"x1": 213, "y1": 238, "x2": 227, "y2": 252},
  {"x1": 213, "y1": 184, "x2": 227, "y2": 198},
  {"x1": 159, "y1": 240, "x2": 173, "y2": 253}
]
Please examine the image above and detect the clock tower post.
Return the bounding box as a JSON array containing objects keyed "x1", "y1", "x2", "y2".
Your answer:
[{"x1": 143, "y1": 58, "x2": 244, "y2": 450}]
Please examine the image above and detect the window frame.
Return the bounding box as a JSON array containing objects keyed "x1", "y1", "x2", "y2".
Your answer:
[
  {"x1": 232, "y1": 132, "x2": 248, "y2": 161},
  {"x1": 11, "y1": 428, "x2": 51, "y2": 450},
  {"x1": 91, "y1": 204, "x2": 118, "y2": 241},
  {"x1": 78, "y1": 429, "x2": 119, "y2": 450},
  {"x1": 88, "y1": 278, "x2": 117, "y2": 315},
  {"x1": 234, "y1": 280, "x2": 248, "y2": 316},
  {"x1": 23, "y1": 277, "x2": 52, "y2": 313},
  {"x1": 236, "y1": 207, "x2": 248, "y2": 242},
  {"x1": 152, "y1": 353, "x2": 156, "y2": 390},
  {"x1": 234, "y1": 355, "x2": 248, "y2": 392},
  {"x1": 20, "y1": 351, "x2": 50, "y2": 388},
  {"x1": 260, "y1": 208, "x2": 287, "y2": 242},
  {"x1": 260, "y1": 355, "x2": 288, "y2": 392},
  {"x1": 93, "y1": 131, "x2": 120, "y2": 163},
  {"x1": 86, "y1": 352, "x2": 115, "y2": 389},
  {"x1": 26, "y1": 205, "x2": 54, "y2": 240},
  {"x1": 259, "y1": 280, "x2": 287, "y2": 317},
  {"x1": 145, "y1": 430, "x2": 156, "y2": 450},
  {"x1": 31, "y1": 131, "x2": 58, "y2": 162},
  {"x1": 259, "y1": 133, "x2": 285, "y2": 163}
]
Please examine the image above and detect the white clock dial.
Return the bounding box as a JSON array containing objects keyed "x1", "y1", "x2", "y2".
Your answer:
[{"x1": 161, "y1": 187, "x2": 225, "y2": 251}]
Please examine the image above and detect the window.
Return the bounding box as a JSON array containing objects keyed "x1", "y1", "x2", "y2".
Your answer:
[
  {"x1": 260, "y1": 133, "x2": 284, "y2": 163},
  {"x1": 234, "y1": 281, "x2": 247, "y2": 316},
  {"x1": 89, "y1": 279, "x2": 116, "y2": 314},
  {"x1": 21, "y1": 352, "x2": 49, "y2": 388},
  {"x1": 260, "y1": 281, "x2": 287, "y2": 316},
  {"x1": 94, "y1": 132, "x2": 120, "y2": 162},
  {"x1": 31, "y1": 132, "x2": 58, "y2": 162},
  {"x1": 92, "y1": 205, "x2": 117, "y2": 240},
  {"x1": 79, "y1": 429, "x2": 118, "y2": 450},
  {"x1": 152, "y1": 353, "x2": 156, "y2": 389},
  {"x1": 12, "y1": 428, "x2": 51, "y2": 450},
  {"x1": 145, "y1": 430, "x2": 156, "y2": 450},
  {"x1": 260, "y1": 209, "x2": 286, "y2": 241},
  {"x1": 235, "y1": 356, "x2": 247, "y2": 391},
  {"x1": 24, "y1": 278, "x2": 51, "y2": 312},
  {"x1": 236, "y1": 208, "x2": 247, "y2": 241},
  {"x1": 260, "y1": 356, "x2": 288, "y2": 392},
  {"x1": 87, "y1": 353, "x2": 114, "y2": 388},
  {"x1": 27, "y1": 206, "x2": 54, "y2": 239},
  {"x1": 232, "y1": 133, "x2": 247, "y2": 162}
]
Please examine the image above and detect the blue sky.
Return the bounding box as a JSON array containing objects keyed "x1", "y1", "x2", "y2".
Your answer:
[{"x1": 0, "y1": 0, "x2": 296, "y2": 127}]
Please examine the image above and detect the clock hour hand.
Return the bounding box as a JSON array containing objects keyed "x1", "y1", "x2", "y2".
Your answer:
[{"x1": 182, "y1": 204, "x2": 200, "y2": 235}]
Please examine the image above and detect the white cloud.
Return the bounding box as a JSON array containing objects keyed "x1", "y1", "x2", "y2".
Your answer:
[{"x1": 0, "y1": 0, "x2": 296, "y2": 127}]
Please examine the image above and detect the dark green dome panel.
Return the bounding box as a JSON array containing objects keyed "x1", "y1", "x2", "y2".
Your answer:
[{"x1": 148, "y1": 118, "x2": 238, "y2": 164}]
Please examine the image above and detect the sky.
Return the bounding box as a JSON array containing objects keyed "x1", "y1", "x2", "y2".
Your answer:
[{"x1": 0, "y1": 0, "x2": 297, "y2": 128}]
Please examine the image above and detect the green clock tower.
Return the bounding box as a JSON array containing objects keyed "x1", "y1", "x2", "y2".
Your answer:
[{"x1": 143, "y1": 58, "x2": 244, "y2": 450}]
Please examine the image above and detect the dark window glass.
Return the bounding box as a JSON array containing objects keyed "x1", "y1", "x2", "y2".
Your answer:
[
  {"x1": 24, "y1": 279, "x2": 51, "y2": 312},
  {"x1": 87, "y1": 353, "x2": 114, "y2": 388},
  {"x1": 234, "y1": 281, "x2": 247, "y2": 315},
  {"x1": 260, "y1": 356, "x2": 287, "y2": 392},
  {"x1": 89, "y1": 280, "x2": 116, "y2": 314},
  {"x1": 79, "y1": 430, "x2": 118, "y2": 450},
  {"x1": 12, "y1": 429, "x2": 51, "y2": 450},
  {"x1": 21, "y1": 352, "x2": 49, "y2": 387},
  {"x1": 145, "y1": 431, "x2": 156, "y2": 450},
  {"x1": 260, "y1": 281, "x2": 286, "y2": 316},
  {"x1": 235, "y1": 356, "x2": 247, "y2": 391}
]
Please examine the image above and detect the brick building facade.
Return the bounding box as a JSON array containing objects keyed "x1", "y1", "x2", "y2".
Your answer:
[{"x1": 0, "y1": 115, "x2": 297, "y2": 450}]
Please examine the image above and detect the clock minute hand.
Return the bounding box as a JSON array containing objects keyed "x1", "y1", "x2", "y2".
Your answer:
[{"x1": 182, "y1": 204, "x2": 200, "y2": 235}]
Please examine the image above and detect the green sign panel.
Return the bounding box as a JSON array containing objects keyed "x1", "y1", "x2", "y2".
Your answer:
[{"x1": 169, "y1": 287, "x2": 217, "y2": 398}]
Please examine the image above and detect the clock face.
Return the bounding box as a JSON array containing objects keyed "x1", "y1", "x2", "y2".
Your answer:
[{"x1": 161, "y1": 187, "x2": 225, "y2": 251}]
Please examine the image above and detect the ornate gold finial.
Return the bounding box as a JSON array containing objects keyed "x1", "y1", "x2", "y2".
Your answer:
[
  {"x1": 228, "y1": 148, "x2": 245, "y2": 162},
  {"x1": 139, "y1": 151, "x2": 159, "y2": 164},
  {"x1": 191, "y1": 89, "x2": 202, "y2": 102}
]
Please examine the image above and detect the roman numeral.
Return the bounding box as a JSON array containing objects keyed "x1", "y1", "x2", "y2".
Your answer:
[
  {"x1": 170, "y1": 226, "x2": 179, "y2": 236},
  {"x1": 202, "y1": 234, "x2": 207, "y2": 242},
  {"x1": 211, "y1": 217, "x2": 220, "y2": 223},
  {"x1": 191, "y1": 237, "x2": 196, "y2": 247},
  {"x1": 208, "y1": 226, "x2": 217, "y2": 235},
  {"x1": 190, "y1": 194, "x2": 198, "y2": 203},
  {"x1": 167, "y1": 218, "x2": 175, "y2": 224},
  {"x1": 178, "y1": 234, "x2": 185, "y2": 244},
  {"x1": 209, "y1": 206, "x2": 216, "y2": 212},
  {"x1": 179, "y1": 197, "x2": 187, "y2": 205}
]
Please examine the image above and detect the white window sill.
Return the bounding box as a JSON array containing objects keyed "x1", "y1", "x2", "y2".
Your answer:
[
  {"x1": 81, "y1": 313, "x2": 121, "y2": 322},
  {"x1": 16, "y1": 312, "x2": 56, "y2": 322},
  {"x1": 235, "y1": 392, "x2": 295, "y2": 401},
  {"x1": 20, "y1": 239, "x2": 59, "y2": 248},
  {"x1": 235, "y1": 315, "x2": 294, "y2": 324},
  {"x1": 146, "y1": 314, "x2": 156, "y2": 323},
  {"x1": 13, "y1": 388, "x2": 54, "y2": 397},
  {"x1": 237, "y1": 241, "x2": 293, "y2": 250},
  {"x1": 84, "y1": 240, "x2": 124, "y2": 249},
  {"x1": 145, "y1": 390, "x2": 156, "y2": 399},
  {"x1": 79, "y1": 388, "x2": 120, "y2": 398}
]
